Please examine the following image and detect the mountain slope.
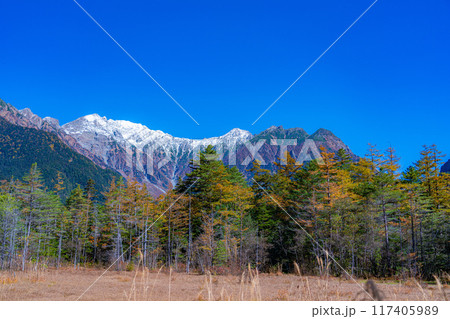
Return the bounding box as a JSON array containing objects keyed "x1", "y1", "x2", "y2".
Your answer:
[
  {"x1": 0, "y1": 117, "x2": 120, "y2": 197},
  {"x1": 442, "y1": 159, "x2": 450, "y2": 173},
  {"x1": 62, "y1": 114, "x2": 253, "y2": 195},
  {"x1": 227, "y1": 125, "x2": 355, "y2": 177}
]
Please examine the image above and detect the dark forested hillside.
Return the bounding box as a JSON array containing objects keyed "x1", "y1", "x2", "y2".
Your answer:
[
  {"x1": 0, "y1": 117, "x2": 120, "y2": 197},
  {"x1": 442, "y1": 159, "x2": 450, "y2": 173}
]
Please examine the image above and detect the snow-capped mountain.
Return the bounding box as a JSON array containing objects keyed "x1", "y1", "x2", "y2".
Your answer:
[
  {"x1": 63, "y1": 114, "x2": 252, "y2": 154},
  {"x1": 62, "y1": 114, "x2": 253, "y2": 195}
]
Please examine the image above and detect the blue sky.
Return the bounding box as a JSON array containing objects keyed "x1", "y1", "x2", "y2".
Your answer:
[{"x1": 1, "y1": 0, "x2": 449, "y2": 169}]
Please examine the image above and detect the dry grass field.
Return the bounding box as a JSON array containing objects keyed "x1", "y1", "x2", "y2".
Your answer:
[{"x1": 0, "y1": 267, "x2": 448, "y2": 301}]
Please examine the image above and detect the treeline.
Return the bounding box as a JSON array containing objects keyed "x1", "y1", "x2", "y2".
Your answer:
[{"x1": 0, "y1": 144, "x2": 448, "y2": 279}]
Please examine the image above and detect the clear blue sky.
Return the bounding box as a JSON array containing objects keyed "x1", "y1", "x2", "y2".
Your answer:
[{"x1": 1, "y1": 0, "x2": 449, "y2": 169}]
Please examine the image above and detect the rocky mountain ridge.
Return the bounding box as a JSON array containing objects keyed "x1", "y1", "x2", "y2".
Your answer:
[
  {"x1": 0, "y1": 98, "x2": 354, "y2": 196},
  {"x1": 0, "y1": 99, "x2": 109, "y2": 169}
]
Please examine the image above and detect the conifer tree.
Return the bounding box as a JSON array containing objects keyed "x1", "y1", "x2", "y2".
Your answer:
[
  {"x1": 66, "y1": 185, "x2": 90, "y2": 268},
  {"x1": 104, "y1": 179, "x2": 127, "y2": 269},
  {"x1": 18, "y1": 163, "x2": 44, "y2": 270}
]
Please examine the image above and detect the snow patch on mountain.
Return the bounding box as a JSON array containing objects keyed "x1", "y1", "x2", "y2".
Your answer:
[{"x1": 62, "y1": 114, "x2": 253, "y2": 165}]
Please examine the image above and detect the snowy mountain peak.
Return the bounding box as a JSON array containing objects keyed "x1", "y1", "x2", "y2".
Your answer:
[
  {"x1": 83, "y1": 113, "x2": 105, "y2": 122},
  {"x1": 223, "y1": 128, "x2": 252, "y2": 139},
  {"x1": 61, "y1": 114, "x2": 254, "y2": 167},
  {"x1": 63, "y1": 114, "x2": 252, "y2": 149}
]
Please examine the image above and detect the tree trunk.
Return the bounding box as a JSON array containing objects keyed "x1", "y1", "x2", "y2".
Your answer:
[
  {"x1": 187, "y1": 195, "x2": 192, "y2": 274},
  {"x1": 22, "y1": 215, "x2": 32, "y2": 271},
  {"x1": 57, "y1": 234, "x2": 62, "y2": 269},
  {"x1": 167, "y1": 207, "x2": 172, "y2": 268},
  {"x1": 382, "y1": 197, "x2": 390, "y2": 275}
]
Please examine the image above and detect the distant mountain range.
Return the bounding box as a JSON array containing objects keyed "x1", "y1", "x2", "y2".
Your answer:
[{"x1": 1, "y1": 98, "x2": 355, "y2": 196}]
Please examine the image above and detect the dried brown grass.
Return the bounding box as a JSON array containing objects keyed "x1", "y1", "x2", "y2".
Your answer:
[
  {"x1": 433, "y1": 275, "x2": 448, "y2": 301},
  {"x1": 0, "y1": 267, "x2": 448, "y2": 301}
]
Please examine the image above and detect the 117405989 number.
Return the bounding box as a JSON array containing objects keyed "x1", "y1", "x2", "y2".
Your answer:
[{"x1": 372, "y1": 305, "x2": 439, "y2": 316}]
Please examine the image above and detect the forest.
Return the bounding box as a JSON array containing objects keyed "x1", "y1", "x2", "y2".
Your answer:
[
  {"x1": 0, "y1": 144, "x2": 448, "y2": 280},
  {"x1": 0, "y1": 117, "x2": 119, "y2": 197}
]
